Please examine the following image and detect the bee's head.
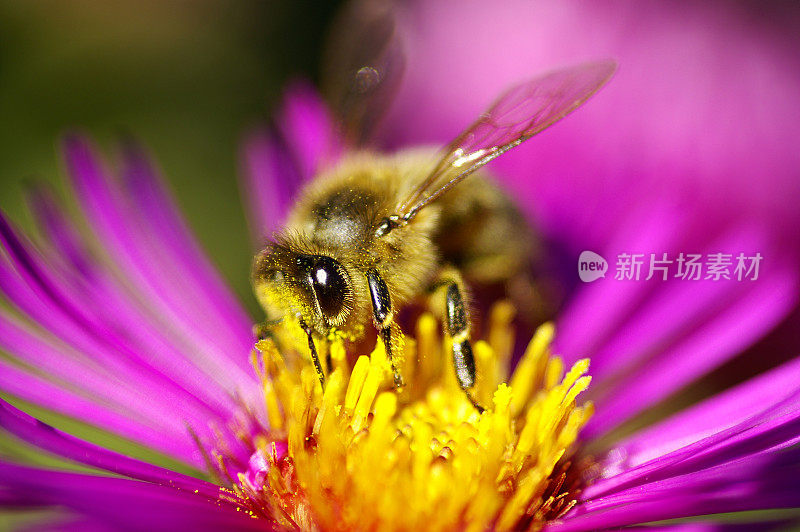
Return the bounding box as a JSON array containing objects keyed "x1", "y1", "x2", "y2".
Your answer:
[{"x1": 252, "y1": 242, "x2": 353, "y2": 331}]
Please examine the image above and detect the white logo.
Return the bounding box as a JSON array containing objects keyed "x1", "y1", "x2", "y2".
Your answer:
[{"x1": 578, "y1": 251, "x2": 608, "y2": 282}]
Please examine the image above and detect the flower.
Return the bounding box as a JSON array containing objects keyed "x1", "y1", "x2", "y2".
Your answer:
[
  {"x1": 0, "y1": 69, "x2": 798, "y2": 529},
  {"x1": 243, "y1": 314, "x2": 592, "y2": 531},
  {"x1": 2, "y1": 4, "x2": 800, "y2": 528}
]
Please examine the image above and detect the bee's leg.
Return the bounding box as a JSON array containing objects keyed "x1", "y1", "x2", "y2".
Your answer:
[
  {"x1": 430, "y1": 269, "x2": 484, "y2": 413},
  {"x1": 366, "y1": 268, "x2": 404, "y2": 388},
  {"x1": 299, "y1": 318, "x2": 326, "y2": 389}
]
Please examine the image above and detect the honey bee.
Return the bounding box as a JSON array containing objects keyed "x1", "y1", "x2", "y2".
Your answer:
[{"x1": 252, "y1": 61, "x2": 616, "y2": 411}]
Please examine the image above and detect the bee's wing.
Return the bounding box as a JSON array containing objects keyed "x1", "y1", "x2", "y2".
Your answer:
[
  {"x1": 322, "y1": 0, "x2": 404, "y2": 146},
  {"x1": 396, "y1": 61, "x2": 617, "y2": 222}
]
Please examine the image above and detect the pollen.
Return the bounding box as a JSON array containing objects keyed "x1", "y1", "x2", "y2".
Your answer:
[{"x1": 239, "y1": 302, "x2": 593, "y2": 531}]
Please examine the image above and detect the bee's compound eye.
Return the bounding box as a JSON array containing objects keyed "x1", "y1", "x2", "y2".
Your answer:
[{"x1": 309, "y1": 256, "x2": 349, "y2": 319}]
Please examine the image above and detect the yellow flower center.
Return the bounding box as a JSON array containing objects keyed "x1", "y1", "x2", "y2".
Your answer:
[{"x1": 240, "y1": 302, "x2": 593, "y2": 531}]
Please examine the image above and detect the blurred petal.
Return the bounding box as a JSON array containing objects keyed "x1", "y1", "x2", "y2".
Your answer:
[
  {"x1": 0, "y1": 212, "x2": 227, "y2": 420},
  {"x1": 385, "y1": 0, "x2": 800, "y2": 239},
  {"x1": 0, "y1": 398, "x2": 216, "y2": 496},
  {"x1": 553, "y1": 447, "x2": 800, "y2": 531},
  {"x1": 0, "y1": 463, "x2": 266, "y2": 532},
  {"x1": 0, "y1": 360, "x2": 200, "y2": 462},
  {"x1": 276, "y1": 80, "x2": 343, "y2": 181},
  {"x1": 590, "y1": 393, "x2": 800, "y2": 499},
  {"x1": 240, "y1": 130, "x2": 301, "y2": 243},
  {"x1": 0, "y1": 138, "x2": 264, "y2": 468},
  {"x1": 555, "y1": 215, "x2": 798, "y2": 437},
  {"x1": 119, "y1": 141, "x2": 256, "y2": 375},
  {"x1": 63, "y1": 136, "x2": 256, "y2": 383},
  {"x1": 25, "y1": 182, "x2": 256, "y2": 400},
  {"x1": 548, "y1": 356, "x2": 800, "y2": 530},
  {"x1": 0, "y1": 313, "x2": 200, "y2": 460},
  {"x1": 369, "y1": 2, "x2": 800, "y2": 451},
  {"x1": 15, "y1": 517, "x2": 117, "y2": 532},
  {"x1": 239, "y1": 82, "x2": 342, "y2": 244},
  {"x1": 618, "y1": 357, "x2": 800, "y2": 469}
]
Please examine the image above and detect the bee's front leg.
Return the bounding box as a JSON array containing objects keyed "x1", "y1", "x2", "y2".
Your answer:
[
  {"x1": 429, "y1": 267, "x2": 484, "y2": 413},
  {"x1": 366, "y1": 268, "x2": 405, "y2": 388}
]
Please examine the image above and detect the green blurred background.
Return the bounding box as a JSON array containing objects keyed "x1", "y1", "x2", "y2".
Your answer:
[
  {"x1": 0, "y1": 2, "x2": 345, "y2": 526},
  {"x1": 0, "y1": 0, "x2": 343, "y2": 316}
]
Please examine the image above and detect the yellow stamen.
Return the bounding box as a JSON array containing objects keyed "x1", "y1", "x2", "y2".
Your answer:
[{"x1": 244, "y1": 301, "x2": 593, "y2": 532}]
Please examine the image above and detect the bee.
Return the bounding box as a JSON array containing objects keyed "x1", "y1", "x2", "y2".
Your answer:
[{"x1": 252, "y1": 61, "x2": 616, "y2": 411}]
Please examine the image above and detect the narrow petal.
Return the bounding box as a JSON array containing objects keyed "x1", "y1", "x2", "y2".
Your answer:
[
  {"x1": 0, "y1": 398, "x2": 217, "y2": 496},
  {"x1": 119, "y1": 141, "x2": 257, "y2": 381},
  {"x1": 552, "y1": 447, "x2": 800, "y2": 531},
  {"x1": 0, "y1": 213, "x2": 229, "y2": 422},
  {"x1": 590, "y1": 393, "x2": 800, "y2": 498},
  {"x1": 276, "y1": 80, "x2": 343, "y2": 181},
  {"x1": 25, "y1": 184, "x2": 257, "y2": 403},
  {"x1": 555, "y1": 202, "x2": 688, "y2": 361},
  {"x1": 239, "y1": 82, "x2": 342, "y2": 245},
  {"x1": 25, "y1": 185, "x2": 93, "y2": 277},
  {"x1": 0, "y1": 463, "x2": 267, "y2": 531},
  {"x1": 585, "y1": 269, "x2": 795, "y2": 438},
  {"x1": 0, "y1": 308, "x2": 200, "y2": 437},
  {"x1": 62, "y1": 136, "x2": 256, "y2": 389},
  {"x1": 0, "y1": 488, "x2": 49, "y2": 508},
  {"x1": 556, "y1": 218, "x2": 798, "y2": 437},
  {"x1": 552, "y1": 361, "x2": 800, "y2": 530},
  {"x1": 0, "y1": 142, "x2": 264, "y2": 467},
  {"x1": 616, "y1": 357, "x2": 800, "y2": 469},
  {"x1": 0, "y1": 361, "x2": 200, "y2": 463},
  {"x1": 15, "y1": 517, "x2": 117, "y2": 532},
  {"x1": 240, "y1": 130, "x2": 300, "y2": 244}
]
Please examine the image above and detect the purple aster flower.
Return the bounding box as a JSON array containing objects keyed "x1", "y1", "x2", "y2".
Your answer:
[{"x1": 2, "y1": 3, "x2": 800, "y2": 529}]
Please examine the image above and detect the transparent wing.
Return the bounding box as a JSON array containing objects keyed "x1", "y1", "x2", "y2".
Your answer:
[
  {"x1": 396, "y1": 60, "x2": 617, "y2": 222},
  {"x1": 322, "y1": 0, "x2": 404, "y2": 146}
]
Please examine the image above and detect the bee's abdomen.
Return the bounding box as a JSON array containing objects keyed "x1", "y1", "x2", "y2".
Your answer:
[{"x1": 433, "y1": 174, "x2": 535, "y2": 285}]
